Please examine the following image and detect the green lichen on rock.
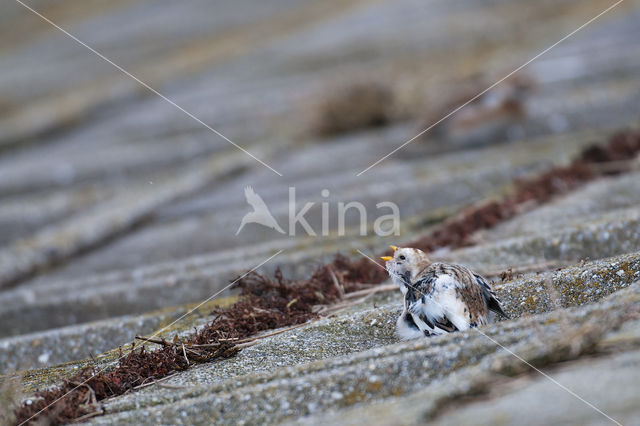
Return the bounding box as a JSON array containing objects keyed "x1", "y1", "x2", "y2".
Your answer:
[{"x1": 496, "y1": 252, "x2": 640, "y2": 317}]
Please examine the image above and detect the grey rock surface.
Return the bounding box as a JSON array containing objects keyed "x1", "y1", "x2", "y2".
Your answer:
[
  {"x1": 2, "y1": 0, "x2": 640, "y2": 424},
  {"x1": 88, "y1": 281, "x2": 640, "y2": 425}
]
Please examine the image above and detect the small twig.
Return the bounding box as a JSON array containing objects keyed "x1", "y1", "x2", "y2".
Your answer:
[
  {"x1": 68, "y1": 382, "x2": 98, "y2": 409},
  {"x1": 157, "y1": 383, "x2": 190, "y2": 390},
  {"x1": 180, "y1": 337, "x2": 240, "y2": 350},
  {"x1": 234, "y1": 322, "x2": 311, "y2": 344},
  {"x1": 73, "y1": 408, "x2": 104, "y2": 422},
  {"x1": 185, "y1": 342, "x2": 222, "y2": 349},
  {"x1": 86, "y1": 384, "x2": 97, "y2": 406},
  {"x1": 342, "y1": 284, "x2": 396, "y2": 299},
  {"x1": 184, "y1": 347, "x2": 203, "y2": 356},
  {"x1": 234, "y1": 341, "x2": 260, "y2": 350},
  {"x1": 133, "y1": 376, "x2": 155, "y2": 389},
  {"x1": 320, "y1": 294, "x2": 375, "y2": 316},
  {"x1": 132, "y1": 372, "x2": 180, "y2": 390},
  {"x1": 328, "y1": 266, "x2": 345, "y2": 298},
  {"x1": 182, "y1": 344, "x2": 189, "y2": 366},
  {"x1": 135, "y1": 336, "x2": 173, "y2": 346},
  {"x1": 479, "y1": 260, "x2": 571, "y2": 280}
]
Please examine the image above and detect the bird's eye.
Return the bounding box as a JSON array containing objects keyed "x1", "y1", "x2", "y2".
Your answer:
[{"x1": 399, "y1": 255, "x2": 406, "y2": 260}]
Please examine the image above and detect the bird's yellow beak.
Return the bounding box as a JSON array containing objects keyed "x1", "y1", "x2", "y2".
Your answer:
[
  {"x1": 380, "y1": 256, "x2": 393, "y2": 261},
  {"x1": 390, "y1": 245, "x2": 398, "y2": 252}
]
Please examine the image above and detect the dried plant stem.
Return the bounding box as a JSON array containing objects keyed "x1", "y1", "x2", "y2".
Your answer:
[{"x1": 132, "y1": 372, "x2": 180, "y2": 391}]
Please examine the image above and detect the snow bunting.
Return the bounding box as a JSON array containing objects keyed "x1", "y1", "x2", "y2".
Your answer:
[{"x1": 382, "y1": 246, "x2": 508, "y2": 339}]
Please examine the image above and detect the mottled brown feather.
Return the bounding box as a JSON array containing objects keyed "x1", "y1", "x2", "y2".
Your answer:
[{"x1": 412, "y1": 262, "x2": 491, "y2": 325}]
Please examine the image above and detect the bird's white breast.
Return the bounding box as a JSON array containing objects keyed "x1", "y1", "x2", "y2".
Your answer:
[{"x1": 423, "y1": 274, "x2": 470, "y2": 330}]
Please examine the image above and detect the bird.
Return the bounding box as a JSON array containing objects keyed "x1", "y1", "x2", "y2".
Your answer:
[
  {"x1": 236, "y1": 186, "x2": 285, "y2": 235},
  {"x1": 381, "y1": 246, "x2": 508, "y2": 339}
]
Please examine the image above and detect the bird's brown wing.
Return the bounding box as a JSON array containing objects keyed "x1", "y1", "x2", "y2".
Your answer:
[
  {"x1": 473, "y1": 273, "x2": 509, "y2": 319},
  {"x1": 454, "y1": 278, "x2": 487, "y2": 325}
]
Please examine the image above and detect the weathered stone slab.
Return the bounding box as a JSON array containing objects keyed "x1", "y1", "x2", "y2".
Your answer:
[
  {"x1": 3, "y1": 0, "x2": 640, "y2": 424},
  {"x1": 85, "y1": 282, "x2": 640, "y2": 424},
  {"x1": 0, "y1": 150, "x2": 251, "y2": 290},
  {"x1": 0, "y1": 296, "x2": 236, "y2": 375}
]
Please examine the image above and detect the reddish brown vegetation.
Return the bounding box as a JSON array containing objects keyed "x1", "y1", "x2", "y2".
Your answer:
[
  {"x1": 15, "y1": 257, "x2": 371, "y2": 425},
  {"x1": 14, "y1": 345, "x2": 189, "y2": 424},
  {"x1": 197, "y1": 259, "x2": 370, "y2": 343},
  {"x1": 14, "y1": 129, "x2": 640, "y2": 425},
  {"x1": 579, "y1": 130, "x2": 640, "y2": 165}
]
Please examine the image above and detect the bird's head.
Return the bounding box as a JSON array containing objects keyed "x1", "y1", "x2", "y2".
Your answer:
[{"x1": 381, "y1": 246, "x2": 431, "y2": 286}]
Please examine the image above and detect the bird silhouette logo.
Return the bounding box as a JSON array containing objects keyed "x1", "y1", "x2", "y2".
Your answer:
[{"x1": 236, "y1": 186, "x2": 285, "y2": 235}]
